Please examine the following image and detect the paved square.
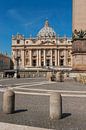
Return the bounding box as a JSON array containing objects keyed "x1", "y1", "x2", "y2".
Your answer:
[{"x1": 0, "y1": 77, "x2": 86, "y2": 130}]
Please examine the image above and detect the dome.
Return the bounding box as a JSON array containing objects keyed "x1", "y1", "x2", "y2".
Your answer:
[{"x1": 37, "y1": 20, "x2": 56, "y2": 38}]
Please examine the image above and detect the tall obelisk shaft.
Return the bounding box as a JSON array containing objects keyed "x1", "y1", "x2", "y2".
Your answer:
[{"x1": 72, "y1": 0, "x2": 86, "y2": 31}]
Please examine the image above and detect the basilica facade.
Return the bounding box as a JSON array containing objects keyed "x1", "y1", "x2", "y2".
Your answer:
[{"x1": 12, "y1": 20, "x2": 72, "y2": 70}]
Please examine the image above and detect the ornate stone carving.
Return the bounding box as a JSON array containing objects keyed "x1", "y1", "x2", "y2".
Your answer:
[{"x1": 72, "y1": 29, "x2": 86, "y2": 40}]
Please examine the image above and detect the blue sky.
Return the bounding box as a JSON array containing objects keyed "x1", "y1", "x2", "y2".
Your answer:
[{"x1": 0, "y1": 0, "x2": 72, "y2": 55}]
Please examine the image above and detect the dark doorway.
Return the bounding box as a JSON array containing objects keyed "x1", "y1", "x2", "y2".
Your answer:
[
  {"x1": 32, "y1": 60, "x2": 36, "y2": 67},
  {"x1": 46, "y1": 59, "x2": 50, "y2": 66},
  {"x1": 41, "y1": 61, "x2": 44, "y2": 67},
  {"x1": 60, "y1": 59, "x2": 64, "y2": 66}
]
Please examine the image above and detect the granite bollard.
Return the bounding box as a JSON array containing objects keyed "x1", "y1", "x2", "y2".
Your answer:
[
  {"x1": 50, "y1": 92, "x2": 62, "y2": 120},
  {"x1": 3, "y1": 90, "x2": 15, "y2": 114},
  {"x1": 56, "y1": 72, "x2": 64, "y2": 82},
  {"x1": 46, "y1": 72, "x2": 52, "y2": 81}
]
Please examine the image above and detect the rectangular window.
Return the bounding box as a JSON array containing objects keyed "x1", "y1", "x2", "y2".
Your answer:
[{"x1": 17, "y1": 40, "x2": 20, "y2": 44}]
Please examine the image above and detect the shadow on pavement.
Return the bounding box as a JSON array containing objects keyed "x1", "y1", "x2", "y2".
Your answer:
[
  {"x1": 14, "y1": 109, "x2": 28, "y2": 114},
  {"x1": 62, "y1": 113, "x2": 71, "y2": 119}
]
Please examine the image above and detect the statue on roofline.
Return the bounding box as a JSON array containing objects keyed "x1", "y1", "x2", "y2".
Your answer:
[{"x1": 72, "y1": 29, "x2": 86, "y2": 40}]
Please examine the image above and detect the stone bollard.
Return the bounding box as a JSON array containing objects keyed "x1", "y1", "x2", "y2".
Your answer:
[
  {"x1": 56, "y1": 72, "x2": 64, "y2": 82},
  {"x1": 46, "y1": 72, "x2": 52, "y2": 81},
  {"x1": 56, "y1": 72, "x2": 60, "y2": 81},
  {"x1": 3, "y1": 90, "x2": 15, "y2": 114},
  {"x1": 50, "y1": 92, "x2": 62, "y2": 120},
  {"x1": 76, "y1": 74, "x2": 81, "y2": 82}
]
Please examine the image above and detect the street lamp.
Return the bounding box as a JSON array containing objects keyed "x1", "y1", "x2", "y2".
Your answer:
[{"x1": 14, "y1": 53, "x2": 20, "y2": 78}]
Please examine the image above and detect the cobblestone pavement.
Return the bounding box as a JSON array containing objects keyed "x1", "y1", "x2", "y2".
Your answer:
[{"x1": 0, "y1": 77, "x2": 86, "y2": 130}]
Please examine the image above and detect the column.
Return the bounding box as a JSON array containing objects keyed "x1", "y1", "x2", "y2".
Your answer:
[
  {"x1": 64, "y1": 50, "x2": 67, "y2": 66},
  {"x1": 39, "y1": 50, "x2": 41, "y2": 67},
  {"x1": 44, "y1": 50, "x2": 46, "y2": 66},
  {"x1": 21, "y1": 49, "x2": 25, "y2": 68},
  {"x1": 58, "y1": 50, "x2": 60, "y2": 66},
  {"x1": 55, "y1": 49, "x2": 57, "y2": 66},
  {"x1": 71, "y1": 52, "x2": 73, "y2": 66},
  {"x1": 29, "y1": 50, "x2": 32, "y2": 67},
  {"x1": 14, "y1": 51, "x2": 17, "y2": 69},
  {"x1": 37, "y1": 50, "x2": 39, "y2": 67},
  {"x1": 50, "y1": 50, "x2": 53, "y2": 66}
]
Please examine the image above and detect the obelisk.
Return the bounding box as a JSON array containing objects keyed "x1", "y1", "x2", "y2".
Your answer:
[{"x1": 72, "y1": 0, "x2": 86, "y2": 31}]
